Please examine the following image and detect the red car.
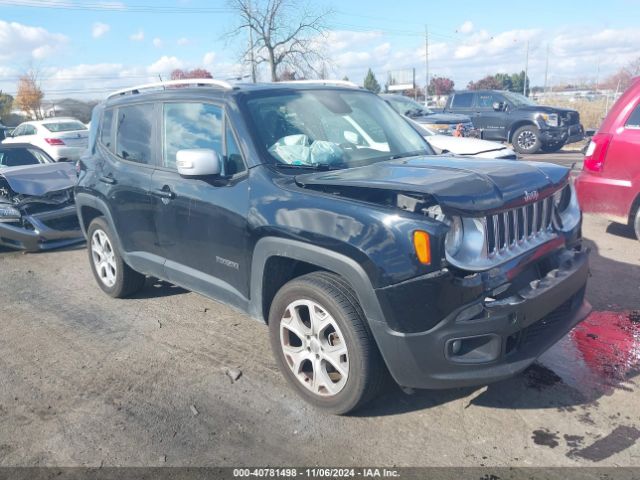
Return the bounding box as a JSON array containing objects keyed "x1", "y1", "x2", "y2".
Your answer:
[{"x1": 576, "y1": 77, "x2": 640, "y2": 240}]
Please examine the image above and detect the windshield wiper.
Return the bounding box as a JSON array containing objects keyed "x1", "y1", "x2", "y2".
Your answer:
[
  {"x1": 273, "y1": 163, "x2": 337, "y2": 171},
  {"x1": 389, "y1": 150, "x2": 429, "y2": 160}
]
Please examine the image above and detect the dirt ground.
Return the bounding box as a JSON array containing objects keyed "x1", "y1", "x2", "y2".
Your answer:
[{"x1": 1, "y1": 156, "x2": 639, "y2": 466}]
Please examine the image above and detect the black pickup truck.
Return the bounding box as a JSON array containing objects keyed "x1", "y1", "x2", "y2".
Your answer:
[{"x1": 443, "y1": 90, "x2": 584, "y2": 154}]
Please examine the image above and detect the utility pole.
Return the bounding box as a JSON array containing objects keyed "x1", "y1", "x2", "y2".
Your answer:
[
  {"x1": 543, "y1": 43, "x2": 549, "y2": 94},
  {"x1": 425, "y1": 25, "x2": 429, "y2": 104},
  {"x1": 523, "y1": 40, "x2": 529, "y2": 96},
  {"x1": 248, "y1": 0, "x2": 257, "y2": 83}
]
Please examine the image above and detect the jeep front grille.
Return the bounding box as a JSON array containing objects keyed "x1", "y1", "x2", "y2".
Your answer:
[{"x1": 485, "y1": 196, "x2": 554, "y2": 257}]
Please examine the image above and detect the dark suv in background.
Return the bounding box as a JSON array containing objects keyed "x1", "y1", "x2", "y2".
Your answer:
[
  {"x1": 75, "y1": 79, "x2": 589, "y2": 414},
  {"x1": 442, "y1": 90, "x2": 584, "y2": 154}
]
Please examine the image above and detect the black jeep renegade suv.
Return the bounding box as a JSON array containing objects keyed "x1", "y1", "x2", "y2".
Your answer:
[{"x1": 75, "y1": 79, "x2": 590, "y2": 414}]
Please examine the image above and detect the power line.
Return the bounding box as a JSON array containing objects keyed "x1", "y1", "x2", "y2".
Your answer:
[{"x1": 0, "y1": 0, "x2": 232, "y2": 13}]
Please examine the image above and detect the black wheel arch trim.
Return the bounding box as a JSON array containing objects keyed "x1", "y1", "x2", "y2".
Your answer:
[{"x1": 249, "y1": 237, "x2": 385, "y2": 326}]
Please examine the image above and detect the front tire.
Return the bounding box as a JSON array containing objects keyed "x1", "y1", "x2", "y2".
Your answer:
[
  {"x1": 268, "y1": 272, "x2": 386, "y2": 414},
  {"x1": 634, "y1": 207, "x2": 640, "y2": 241},
  {"x1": 512, "y1": 125, "x2": 542, "y2": 154},
  {"x1": 87, "y1": 217, "x2": 145, "y2": 298}
]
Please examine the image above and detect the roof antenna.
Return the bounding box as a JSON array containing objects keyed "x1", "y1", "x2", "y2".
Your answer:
[{"x1": 158, "y1": 74, "x2": 165, "y2": 89}]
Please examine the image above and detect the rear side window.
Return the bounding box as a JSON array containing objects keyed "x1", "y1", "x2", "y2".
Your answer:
[
  {"x1": 625, "y1": 104, "x2": 640, "y2": 129},
  {"x1": 100, "y1": 109, "x2": 114, "y2": 150},
  {"x1": 116, "y1": 104, "x2": 154, "y2": 164},
  {"x1": 163, "y1": 102, "x2": 223, "y2": 170},
  {"x1": 451, "y1": 93, "x2": 474, "y2": 108}
]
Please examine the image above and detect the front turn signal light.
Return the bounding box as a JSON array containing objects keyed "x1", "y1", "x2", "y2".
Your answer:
[{"x1": 413, "y1": 230, "x2": 431, "y2": 265}]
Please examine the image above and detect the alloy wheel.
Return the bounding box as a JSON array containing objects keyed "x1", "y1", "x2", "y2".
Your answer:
[
  {"x1": 517, "y1": 130, "x2": 537, "y2": 150},
  {"x1": 279, "y1": 299, "x2": 349, "y2": 396},
  {"x1": 91, "y1": 229, "x2": 117, "y2": 288}
]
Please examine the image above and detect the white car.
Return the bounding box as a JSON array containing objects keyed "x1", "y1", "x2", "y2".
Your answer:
[
  {"x1": 412, "y1": 122, "x2": 518, "y2": 160},
  {"x1": 2, "y1": 117, "x2": 89, "y2": 162}
]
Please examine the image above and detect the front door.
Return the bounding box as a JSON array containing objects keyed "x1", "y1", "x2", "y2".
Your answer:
[
  {"x1": 473, "y1": 92, "x2": 508, "y2": 141},
  {"x1": 151, "y1": 101, "x2": 250, "y2": 308}
]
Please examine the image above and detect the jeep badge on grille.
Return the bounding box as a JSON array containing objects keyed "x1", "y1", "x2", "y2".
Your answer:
[{"x1": 524, "y1": 190, "x2": 539, "y2": 202}]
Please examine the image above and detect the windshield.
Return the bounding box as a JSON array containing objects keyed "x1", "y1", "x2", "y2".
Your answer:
[
  {"x1": 42, "y1": 121, "x2": 87, "y2": 132},
  {"x1": 245, "y1": 89, "x2": 433, "y2": 169},
  {"x1": 385, "y1": 96, "x2": 433, "y2": 117},
  {"x1": 502, "y1": 91, "x2": 537, "y2": 107}
]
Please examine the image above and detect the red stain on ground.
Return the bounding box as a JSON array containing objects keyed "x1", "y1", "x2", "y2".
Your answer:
[{"x1": 539, "y1": 310, "x2": 640, "y2": 395}]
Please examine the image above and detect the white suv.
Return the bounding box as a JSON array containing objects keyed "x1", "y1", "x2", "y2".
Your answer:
[{"x1": 2, "y1": 117, "x2": 89, "y2": 161}]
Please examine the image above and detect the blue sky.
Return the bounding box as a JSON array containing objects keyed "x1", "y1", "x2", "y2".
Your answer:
[{"x1": 1, "y1": 0, "x2": 639, "y2": 99}]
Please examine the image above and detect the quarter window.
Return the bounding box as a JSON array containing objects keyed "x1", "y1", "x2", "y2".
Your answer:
[
  {"x1": 451, "y1": 93, "x2": 474, "y2": 108},
  {"x1": 225, "y1": 125, "x2": 246, "y2": 175},
  {"x1": 115, "y1": 104, "x2": 154, "y2": 164},
  {"x1": 100, "y1": 109, "x2": 114, "y2": 150},
  {"x1": 625, "y1": 104, "x2": 640, "y2": 129}
]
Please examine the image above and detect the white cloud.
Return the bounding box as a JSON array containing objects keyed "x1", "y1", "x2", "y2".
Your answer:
[
  {"x1": 152, "y1": 37, "x2": 163, "y2": 48},
  {"x1": 457, "y1": 21, "x2": 474, "y2": 34},
  {"x1": 177, "y1": 37, "x2": 189, "y2": 46},
  {"x1": 92, "y1": 22, "x2": 110, "y2": 38},
  {"x1": 0, "y1": 20, "x2": 68, "y2": 61},
  {"x1": 147, "y1": 56, "x2": 184, "y2": 74},
  {"x1": 129, "y1": 30, "x2": 144, "y2": 41},
  {"x1": 203, "y1": 52, "x2": 216, "y2": 68}
]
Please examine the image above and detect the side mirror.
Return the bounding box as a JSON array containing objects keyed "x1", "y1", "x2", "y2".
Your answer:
[
  {"x1": 176, "y1": 149, "x2": 221, "y2": 177},
  {"x1": 492, "y1": 101, "x2": 505, "y2": 111}
]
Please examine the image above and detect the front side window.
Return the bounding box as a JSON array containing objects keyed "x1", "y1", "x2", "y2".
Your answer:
[
  {"x1": 625, "y1": 103, "x2": 640, "y2": 129},
  {"x1": 115, "y1": 104, "x2": 154, "y2": 164},
  {"x1": 451, "y1": 93, "x2": 474, "y2": 108},
  {"x1": 245, "y1": 89, "x2": 431, "y2": 169},
  {"x1": 476, "y1": 93, "x2": 502, "y2": 109},
  {"x1": 163, "y1": 102, "x2": 223, "y2": 170}
]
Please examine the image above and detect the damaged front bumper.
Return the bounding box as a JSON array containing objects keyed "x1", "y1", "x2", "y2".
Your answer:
[
  {"x1": 0, "y1": 204, "x2": 84, "y2": 251},
  {"x1": 370, "y1": 247, "x2": 590, "y2": 389}
]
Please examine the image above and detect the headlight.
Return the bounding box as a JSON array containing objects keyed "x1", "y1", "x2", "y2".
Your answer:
[
  {"x1": 0, "y1": 205, "x2": 21, "y2": 222},
  {"x1": 538, "y1": 113, "x2": 559, "y2": 127},
  {"x1": 553, "y1": 183, "x2": 580, "y2": 232},
  {"x1": 425, "y1": 123, "x2": 452, "y2": 133},
  {"x1": 445, "y1": 216, "x2": 463, "y2": 256}
]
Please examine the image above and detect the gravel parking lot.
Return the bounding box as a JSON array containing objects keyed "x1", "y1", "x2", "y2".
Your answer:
[{"x1": 1, "y1": 152, "x2": 639, "y2": 467}]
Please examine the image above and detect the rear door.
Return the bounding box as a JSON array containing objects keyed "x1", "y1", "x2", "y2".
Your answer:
[
  {"x1": 151, "y1": 100, "x2": 250, "y2": 307},
  {"x1": 97, "y1": 102, "x2": 164, "y2": 276}
]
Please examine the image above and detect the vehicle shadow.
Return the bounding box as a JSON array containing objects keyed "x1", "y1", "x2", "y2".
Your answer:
[
  {"x1": 605, "y1": 222, "x2": 636, "y2": 240},
  {"x1": 128, "y1": 278, "x2": 189, "y2": 299},
  {"x1": 356, "y1": 240, "x2": 640, "y2": 418}
]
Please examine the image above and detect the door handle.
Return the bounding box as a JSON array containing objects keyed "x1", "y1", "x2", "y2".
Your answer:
[
  {"x1": 152, "y1": 188, "x2": 175, "y2": 200},
  {"x1": 99, "y1": 175, "x2": 116, "y2": 185}
]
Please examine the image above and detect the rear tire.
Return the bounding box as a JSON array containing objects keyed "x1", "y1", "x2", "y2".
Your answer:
[
  {"x1": 268, "y1": 272, "x2": 386, "y2": 414},
  {"x1": 634, "y1": 207, "x2": 640, "y2": 241},
  {"x1": 87, "y1": 217, "x2": 145, "y2": 298},
  {"x1": 512, "y1": 125, "x2": 542, "y2": 154}
]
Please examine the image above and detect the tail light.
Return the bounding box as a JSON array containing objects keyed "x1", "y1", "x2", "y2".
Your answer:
[
  {"x1": 583, "y1": 133, "x2": 612, "y2": 172},
  {"x1": 44, "y1": 138, "x2": 65, "y2": 145}
]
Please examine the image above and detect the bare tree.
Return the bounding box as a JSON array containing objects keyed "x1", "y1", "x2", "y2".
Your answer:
[
  {"x1": 15, "y1": 70, "x2": 44, "y2": 120},
  {"x1": 227, "y1": 0, "x2": 332, "y2": 82}
]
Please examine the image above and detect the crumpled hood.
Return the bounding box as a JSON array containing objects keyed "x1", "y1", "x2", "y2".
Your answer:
[
  {"x1": 0, "y1": 162, "x2": 76, "y2": 196},
  {"x1": 296, "y1": 156, "x2": 569, "y2": 214}
]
